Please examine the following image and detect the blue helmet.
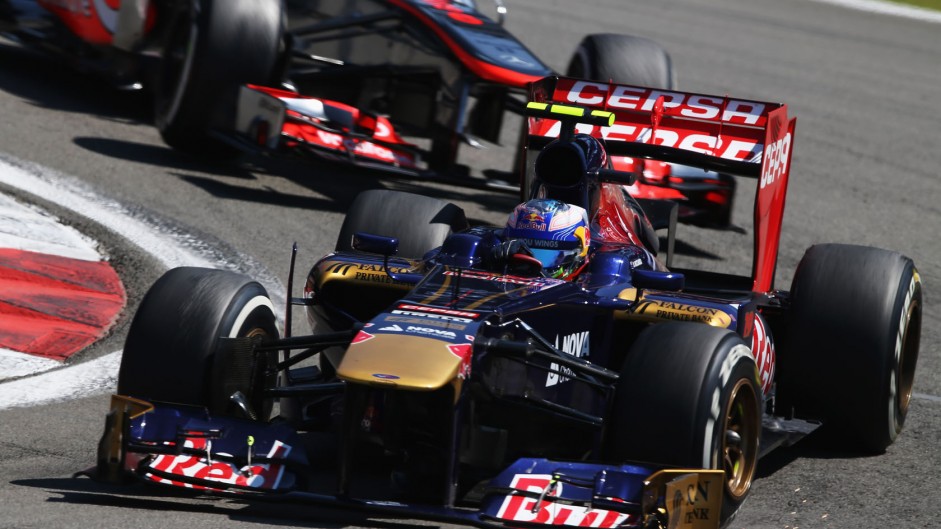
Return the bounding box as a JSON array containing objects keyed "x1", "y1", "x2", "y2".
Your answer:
[{"x1": 505, "y1": 199, "x2": 591, "y2": 279}]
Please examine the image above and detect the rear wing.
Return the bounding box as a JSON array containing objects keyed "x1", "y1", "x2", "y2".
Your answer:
[{"x1": 526, "y1": 76, "x2": 797, "y2": 293}]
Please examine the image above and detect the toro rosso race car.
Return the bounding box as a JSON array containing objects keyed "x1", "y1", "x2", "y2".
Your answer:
[
  {"x1": 0, "y1": 0, "x2": 735, "y2": 226},
  {"x1": 93, "y1": 77, "x2": 922, "y2": 529}
]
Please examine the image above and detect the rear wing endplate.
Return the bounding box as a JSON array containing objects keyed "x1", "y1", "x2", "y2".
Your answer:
[{"x1": 526, "y1": 76, "x2": 797, "y2": 292}]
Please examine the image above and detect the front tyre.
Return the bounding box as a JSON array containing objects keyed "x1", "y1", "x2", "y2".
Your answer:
[
  {"x1": 782, "y1": 244, "x2": 922, "y2": 453},
  {"x1": 118, "y1": 267, "x2": 279, "y2": 418},
  {"x1": 154, "y1": 0, "x2": 283, "y2": 157},
  {"x1": 609, "y1": 322, "x2": 761, "y2": 524}
]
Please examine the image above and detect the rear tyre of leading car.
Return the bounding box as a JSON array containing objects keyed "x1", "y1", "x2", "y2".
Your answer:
[
  {"x1": 608, "y1": 322, "x2": 761, "y2": 525},
  {"x1": 519, "y1": 33, "x2": 679, "y2": 200},
  {"x1": 781, "y1": 244, "x2": 922, "y2": 453},
  {"x1": 118, "y1": 267, "x2": 279, "y2": 419},
  {"x1": 154, "y1": 0, "x2": 284, "y2": 157},
  {"x1": 566, "y1": 33, "x2": 676, "y2": 90}
]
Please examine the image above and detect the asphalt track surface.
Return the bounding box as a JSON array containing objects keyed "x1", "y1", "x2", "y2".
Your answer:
[{"x1": 1, "y1": 0, "x2": 940, "y2": 527}]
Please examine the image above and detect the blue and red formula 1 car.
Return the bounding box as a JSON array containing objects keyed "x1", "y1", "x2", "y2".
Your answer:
[
  {"x1": 1, "y1": 0, "x2": 735, "y2": 227},
  {"x1": 93, "y1": 77, "x2": 922, "y2": 529}
]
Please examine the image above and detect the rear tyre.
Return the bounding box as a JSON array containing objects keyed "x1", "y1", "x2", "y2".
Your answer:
[
  {"x1": 154, "y1": 0, "x2": 283, "y2": 157},
  {"x1": 335, "y1": 190, "x2": 468, "y2": 259},
  {"x1": 566, "y1": 34, "x2": 675, "y2": 89},
  {"x1": 782, "y1": 244, "x2": 922, "y2": 453},
  {"x1": 609, "y1": 322, "x2": 761, "y2": 524},
  {"x1": 118, "y1": 267, "x2": 279, "y2": 418}
]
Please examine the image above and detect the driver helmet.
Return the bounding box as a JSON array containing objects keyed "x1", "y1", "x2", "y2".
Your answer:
[{"x1": 505, "y1": 199, "x2": 591, "y2": 279}]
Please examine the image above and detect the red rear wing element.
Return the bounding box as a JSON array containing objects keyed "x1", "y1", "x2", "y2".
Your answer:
[{"x1": 527, "y1": 77, "x2": 797, "y2": 292}]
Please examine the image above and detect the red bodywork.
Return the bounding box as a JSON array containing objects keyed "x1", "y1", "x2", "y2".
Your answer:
[
  {"x1": 38, "y1": 0, "x2": 157, "y2": 45},
  {"x1": 240, "y1": 85, "x2": 421, "y2": 170}
]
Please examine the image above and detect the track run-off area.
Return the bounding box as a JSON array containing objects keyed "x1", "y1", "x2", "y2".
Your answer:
[{"x1": 1, "y1": 0, "x2": 940, "y2": 528}]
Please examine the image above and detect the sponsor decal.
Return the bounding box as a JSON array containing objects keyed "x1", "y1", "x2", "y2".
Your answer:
[
  {"x1": 560, "y1": 80, "x2": 767, "y2": 126},
  {"x1": 664, "y1": 473, "x2": 723, "y2": 529},
  {"x1": 147, "y1": 437, "x2": 291, "y2": 491},
  {"x1": 515, "y1": 211, "x2": 547, "y2": 231},
  {"x1": 536, "y1": 79, "x2": 773, "y2": 162},
  {"x1": 323, "y1": 262, "x2": 412, "y2": 285},
  {"x1": 397, "y1": 304, "x2": 479, "y2": 319},
  {"x1": 384, "y1": 315, "x2": 467, "y2": 331},
  {"x1": 748, "y1": 314, "x2": 775, "y2": 395},
  {"x1": 495, "y1": 474, "x2": 629, "y2": 527},
  {"x1": 404, "y1": 325, "x2": 457, "y2": 339},
  {"x1": 378, "y1": 324, "x2": 403, "y2": 332},
  {"x1": 760, "y1": 133, "x2": 791, "y2": 190},
  {"x1": 634, "y1": 301, "x2": 733, "y2": 328},
  {"x1": 391, "y1": 310, "x2": 474, "y2": 324},
  {"x1": 704, "y1": 345, "x2": 752, "y2": 467},
  {"x1": 525, "y1": 239, "x2": 562, "y2": 249},
  {"x1": 547, "y1": 331, "x2": 590, "y2": 387},
  {"x1": 351, "y1": 330, "x2": 374, "y2": 344},
  {"x1": 448, "y1": 343, "x2": 473, "y2": 379}
]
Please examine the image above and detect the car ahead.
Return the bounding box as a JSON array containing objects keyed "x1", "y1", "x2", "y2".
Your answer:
[
  {"x1": 93, "y1": 76, "x2": 922, "y2": 529},
  {"x1": 0, "y1": 0, "x2": 735, "y2": 227}
]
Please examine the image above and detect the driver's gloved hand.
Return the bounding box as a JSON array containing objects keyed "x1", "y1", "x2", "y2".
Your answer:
[
  {"x1": 491, "y1": 239, "x2": 534, "y2": 263},
  {"x1": 489, "y1": 239, "x2": 543, "y2": 276}
]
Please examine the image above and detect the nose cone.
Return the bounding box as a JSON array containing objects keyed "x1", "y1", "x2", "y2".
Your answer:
[{"x1": 338, "y1": 332, "x2": 471, "y2": 390}]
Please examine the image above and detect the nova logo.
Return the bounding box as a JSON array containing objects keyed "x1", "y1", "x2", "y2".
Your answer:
[
  {"x1": 406, "y1": 326, "x2": 456, "y2": 339},
  {"x1": 546, "y1": 331, "x2": 589, "y2": 387}
]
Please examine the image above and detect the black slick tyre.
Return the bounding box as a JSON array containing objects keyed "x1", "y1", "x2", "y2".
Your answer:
[
  {"x1": 782, "y1": 244, "x2": 922, "y2": 453},
  {"x1": 609, "y1": 322, "x2": 761, "y2": 525},
  {"x1": 117, "y1": 267, "x2": 279, "y2": 418},
  {"x1": 335, "y1": 190, "x2": 468, "y2": 259},
  {"x1": 566, "y1": 34, "x2": 675, "y2": 89},
  {"x1": 154, "y1": 0, "x2": 283, "y2": 157}
]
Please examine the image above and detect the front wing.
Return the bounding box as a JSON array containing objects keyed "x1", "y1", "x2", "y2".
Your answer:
[
  {"x1": 233, "y1": 84, "x2": 423, "y2": 174},
  {"x1": 96, "y1": 396, "x2": 724, "y2": 529}
]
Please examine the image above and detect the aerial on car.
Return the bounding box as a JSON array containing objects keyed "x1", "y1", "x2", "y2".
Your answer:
[{"x1": 93, "y1": 75, "x2": 923, "y2": 529}]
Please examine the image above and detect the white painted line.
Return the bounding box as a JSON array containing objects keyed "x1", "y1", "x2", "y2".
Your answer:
[
  {"x1": 0, "y1": 193, "x2": 102, "y2": 261},
  {"x1": 0, "y1": 350, "x2": 120, "y2": 409},
  {"x1": 0, "y1": 348, "x2": 62, "y2": 379},
  {"x1": 914, "y1": 392, "x2": 941, "y2": 403},
  {"x1": 0, "y1": 157, "x2": 217, "y2": 271},
  {"x1": 0, "y1": 154, "x2": 285, "y2": 302},
  {"x1": 811, "y1": 0, "x2": 941, "y2": 23}
]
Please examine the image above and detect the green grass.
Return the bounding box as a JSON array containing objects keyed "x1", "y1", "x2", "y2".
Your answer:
[{"x1": 889, "y1": 0, "x2": 941, "y2": 10}]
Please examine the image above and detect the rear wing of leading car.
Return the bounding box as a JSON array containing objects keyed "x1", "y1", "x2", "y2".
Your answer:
[{"x1": 526, "y1": 76, "x2": 797, "y2": 293}]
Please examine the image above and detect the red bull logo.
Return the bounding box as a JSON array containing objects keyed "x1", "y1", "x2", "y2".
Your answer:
[
  {"x1": 524, "y1": 212, "x2": 545, "y2": 223},
  {"x1": 515, "y1": 210, "x2": 547, "y2": 231}
]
